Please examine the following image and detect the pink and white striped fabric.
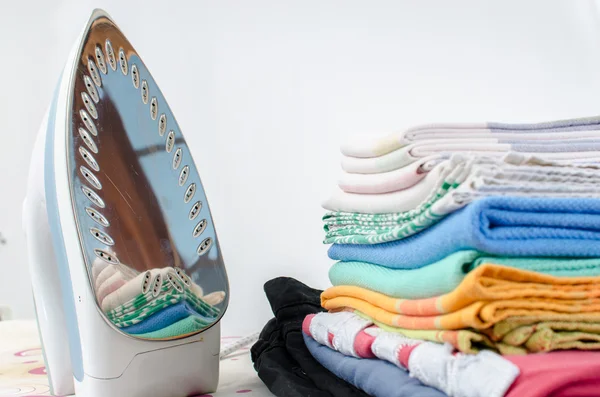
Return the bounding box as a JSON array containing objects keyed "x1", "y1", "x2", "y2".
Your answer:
[{"x1": 303, "y1": 311, "x2": 520, "y2": 397}]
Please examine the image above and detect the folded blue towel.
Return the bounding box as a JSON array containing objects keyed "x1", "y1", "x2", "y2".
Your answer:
[
  {"x1": 122, "y1": 301, "x2": 212, "y2": 334},
  {"x1": 303, "y1": 333, "x2": 444, "y2": 397},
  {"x1": 328, "y1": 197, "x2": 600, "y2": 269}
]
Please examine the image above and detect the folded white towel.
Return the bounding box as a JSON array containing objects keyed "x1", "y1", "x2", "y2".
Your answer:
[
  {"x1": 342, "y1": 116, "x2": 600, "y2": 158},
  {"x1": 324, "y1": 153, "x2": 600, "y2": 214},
  {"x1": 338, "y1": 156, "x2": 440, "y2": 194},
  {"x1": 341, "y1": 139, "x2": 600, "y2": 174}
]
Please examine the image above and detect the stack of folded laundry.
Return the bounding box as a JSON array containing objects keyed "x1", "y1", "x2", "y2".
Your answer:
[
  {"x1": 303, "y1": 116, "x2": 600, "y2": 397},
  {"x1": 92, "y1": 259, "x2": 226, "y2": 339}
]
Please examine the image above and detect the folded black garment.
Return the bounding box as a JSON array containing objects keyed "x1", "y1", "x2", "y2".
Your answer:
[{"x1": 251, "y1": 277, "x2": 369, "y2": 397}]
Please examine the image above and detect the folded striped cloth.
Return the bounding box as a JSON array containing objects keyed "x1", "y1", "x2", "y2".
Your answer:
[
  {"x1": 341, "y1": 139, "x2": 600, "y2": 174},
  {"x1": 342, "y1": 115, "x2": 600, "y2": 159},
  {"x1": 321, "y1": 264, "x2": 600, "y2": 330},
  {"x1": 339, "y1": 148, "x2": 600, "y2": 196},
  {"x1": 303, "y1": 311, "x2": 520, "y2": 397},
  {"x1": 328, "y1": 196, "x2": 600, "y2": 268},
  {"x1": 107, "y1": 282, "x2": 220, "y2": 328},
  {"x1": 359, "y1": 311, "x2": 600, "y2": 355},
  {"x1": 121, "y1": 301, "x2": 214, "y2": 335},
  {"x1": 324, "y1": 153, "x2": 600, "y2": 217},
  {"x1": 305, "y1": 330, "x2": 600, "y2": 397}
]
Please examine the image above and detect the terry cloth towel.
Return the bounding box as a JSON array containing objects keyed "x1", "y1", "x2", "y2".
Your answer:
[
  {"x1": 324, "y1": 153, "x2": 600, "y2": 216},
  {"x1": 321, "y1": 264, "x2": 600, "y2": 330},
  {"x1": 302, "y1": 333, "x2": 445, "y2": 397},
  {"x1": 136, "y1": 315, "x2": 213, "y2": 340},
  {"x1": 341, "y1": 115, "x2": 600, "y2": 158},
  {"x1": 505, "y1": 351, "x2": 600, "y2": 397},
  {"x1": 340, "y1": 139, "x2": 600, "y2": 174},
  {"x1": 329, "y1": 251, "x2": 600, "y2": 299},
  {"x1": 361, "y1": 311, "x2": 600, "y2": 355},
  {"x1": 120, "y1": 301, "x2": 213, "y2": 334},
  {"x1": 486, "y1": 315, "x2": 600, "y2": 354},
  {"x1": 304, "y1": 312, "x2": 519, "y2": 397},
  {"x1": 497, "y1": 321, "x2": 600, "y2": 353},
  {"x1": 328, "y1": 196, "x2": 600, "y2": 268}
]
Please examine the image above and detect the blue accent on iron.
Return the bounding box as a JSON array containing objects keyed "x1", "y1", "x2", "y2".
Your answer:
[{"x1": 45, "y1": 73, "x2": 85, "y2": 381}]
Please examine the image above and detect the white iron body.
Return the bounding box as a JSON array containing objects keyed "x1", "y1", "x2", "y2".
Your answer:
[{"x1": 23, "y1": 9, "x2": 226, "y2": 397}]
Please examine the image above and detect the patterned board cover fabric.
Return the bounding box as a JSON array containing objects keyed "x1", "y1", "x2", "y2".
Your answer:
[{"x1": 0, "y1": 320, "x2": 271, "y2": 397}]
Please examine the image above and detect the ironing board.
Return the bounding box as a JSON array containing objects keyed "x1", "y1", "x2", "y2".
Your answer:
[{"x1": 0, "y1": 321, "x2": 272, "y2": 397}]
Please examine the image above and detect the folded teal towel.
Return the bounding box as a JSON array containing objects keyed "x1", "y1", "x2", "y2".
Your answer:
[
  {"x1": 329, "y1": 251, "x2": 600, "y2": 299},
  {"x1": 137, "y1": 316, "x2": 212, "y2": 339}
]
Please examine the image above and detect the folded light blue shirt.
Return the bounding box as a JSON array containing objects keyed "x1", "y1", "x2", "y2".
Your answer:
[{"x1": 303, "y1": 333, "x2": 445, "y2": 397}]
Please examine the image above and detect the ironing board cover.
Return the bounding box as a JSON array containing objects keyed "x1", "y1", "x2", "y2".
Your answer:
[{"x1": 0, "y1": 320, "x2": 271, "y2": 397}]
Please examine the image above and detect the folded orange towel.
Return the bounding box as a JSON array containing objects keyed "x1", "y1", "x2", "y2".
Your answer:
[{"x1": 321, "y1": 264, "x2": 600, "y2": 330}]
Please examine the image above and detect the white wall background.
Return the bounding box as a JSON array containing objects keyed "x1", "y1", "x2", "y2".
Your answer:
[{"x1": 2, "y1": 0, "x2": 600, "y2": 335}]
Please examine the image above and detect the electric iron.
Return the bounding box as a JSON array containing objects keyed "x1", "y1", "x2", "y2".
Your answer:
[{"x1": 22, "y1": 9, "x2": 230, "y2": 397}]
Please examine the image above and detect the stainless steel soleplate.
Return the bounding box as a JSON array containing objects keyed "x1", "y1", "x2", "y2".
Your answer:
[{"x1": 67, "y1": 12, "x2": 229, "y2": 340}]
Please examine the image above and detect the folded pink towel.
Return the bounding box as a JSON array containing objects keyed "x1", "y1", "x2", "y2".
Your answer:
[
  {"x1": 91, "y1": 259, "x2": 110, "y2": 283},
  {"x1": 94, "y1": 265, "x2": 118, "y2": 292},
  {"x1": 97, "y1": 276, "x2": 127, "y2": 305},
  {"x1": 506, "y1": 351, "x2": 600, "y2": 397}
]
